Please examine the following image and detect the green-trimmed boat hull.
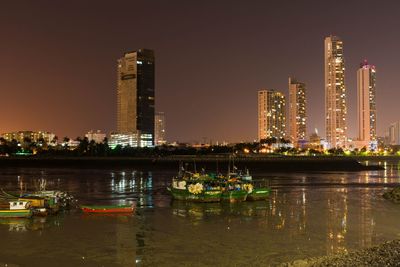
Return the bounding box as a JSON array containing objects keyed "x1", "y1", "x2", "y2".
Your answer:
[
  {"x1": 168, "y1": 188, "x2": 221, "y2": 202},
  {"x1": 247, "y1": 188, "x2": 271, "y2": 201},
  {"x1": 81, "y1": 204, "x2": 132, "y2": 209},
  {"x1": 221, "y1": 190, "x2": 248, "y2": 202},
  {"x1": 0, "y1": 210, "x2": 32, "y2": 218}
]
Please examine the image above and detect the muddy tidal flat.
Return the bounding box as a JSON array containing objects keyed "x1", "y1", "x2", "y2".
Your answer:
[{"x1": 0, "y1": 159, "x2": 398, "y2": 266}]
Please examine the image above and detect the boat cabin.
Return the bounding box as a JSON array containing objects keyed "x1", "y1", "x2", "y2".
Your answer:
[
  {"x1": 9, "y1": 201, "x2": 30, "y2": 210},
  {"x1": 19, "y1": 197, "x2": 45, "y2": 208},
  {"x1": 172, "y1": 180, "x2": 187, "y2": 189}
]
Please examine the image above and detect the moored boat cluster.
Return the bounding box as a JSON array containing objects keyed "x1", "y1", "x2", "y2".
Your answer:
[
  {"x1": 0, "y1": 189, "x2": 76, "y2": 218},
  {"x1": 167, "y1": 167, "x2": 271, "y2": 203},
  {"x1": 0, "y1": 187, "x2": 136, "y2": 218}
]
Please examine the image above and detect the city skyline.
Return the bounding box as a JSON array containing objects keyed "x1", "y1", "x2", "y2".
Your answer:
[{"x1": 0, "y1": 1, "x2": 399, "y2": 143}]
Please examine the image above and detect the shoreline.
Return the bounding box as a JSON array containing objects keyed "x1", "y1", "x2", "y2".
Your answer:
[
  {"x1": 281, "y1": 239, "x2": 400, "y2": 267},
  {"x1": 0, "y1": 156, "x2": 383, "y2": 171}
]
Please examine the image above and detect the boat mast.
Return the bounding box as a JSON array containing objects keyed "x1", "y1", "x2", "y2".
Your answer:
[{"x1": 227, "y1": 155, "x2": 231, "y2": 178}]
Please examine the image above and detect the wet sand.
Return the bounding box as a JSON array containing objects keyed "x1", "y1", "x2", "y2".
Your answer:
[{"x1": 282, "y1": 240, "x2": 400, "y2": 267}]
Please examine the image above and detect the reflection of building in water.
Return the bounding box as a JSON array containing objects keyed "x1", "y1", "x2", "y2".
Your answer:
[
  {"x1": 267, "y1": 189, "x2": 308, "y2": 236},
  {"x1": 270, "y1": 180, "x2": 377, "y2": 255},
  {"x1": 171, "y1": 201, "x2": 273, "y2": 224},
  {"x1": 325, "y1": 186, "x2": 375, "y2": 253},
  {"x1": 326, "y1": 189, "x2": 348, "y2": 254},
  {"x1": 269, "y1": 184, "x2": 376, "y2": 254},
  {"x1": 359, "y1": 188, "x2": 373, "y2": 248},
  {"x1": 110, "y1": 171, "x2": 153, "y2": 208},
  {"x1": 108, "y1": 172, "x2": 152, "y2": 266},
  {"x1": 115, "y1": 216, "x2": 136, "y2": 266},
  {"x1": 134, "y1": 172, "x2": 153, "y2": 208}
]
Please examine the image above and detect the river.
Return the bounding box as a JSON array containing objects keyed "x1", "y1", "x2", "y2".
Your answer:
[{"x1": 0, "y1": 160, "x2": 399, "y2": 266}]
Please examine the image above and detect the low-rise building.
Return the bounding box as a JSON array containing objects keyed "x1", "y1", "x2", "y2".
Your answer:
[
  {"x1": 85, "y1": 130, "x2": 106, "y2": 144},
  {"x1": 109, "y1": 131, "x2": 153, "y2": 148},
  {"x1": 1, "y1": 131, "x2": 56, "y2": 144}
]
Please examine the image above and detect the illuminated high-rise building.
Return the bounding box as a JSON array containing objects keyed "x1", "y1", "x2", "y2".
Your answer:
[
  {"x1": 324, "y1": 36, "x2": 347, "y2": 148},
  {"x1": 357, "y1": 61, "x2": 377, "y2": 145},
  {"x1": 288, "y1": 77, "x2": 307, "y2": 146},
  {"x1": 155, "y1": 112, "x2": 166, "y2": 146},
  {"x1": 258, "y1": 90, "x2": 286, "y2": 141},
  {"x1": 117, "y1": 49, "x2": 155, "y2": 146}
]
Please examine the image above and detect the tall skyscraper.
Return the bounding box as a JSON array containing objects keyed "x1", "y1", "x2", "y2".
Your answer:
[
  {"x1": 117, "y1": 49, "x2": 155, "y2": 146},
  {"x1": 155, "y1": 112, "x2": 166, "y2": 146},
  {"x1": 324, "y1": 36, "x2": 347, "y2": 148},
  {"x1": 357, "y1": 60, "x2": 377, "y2": 145},
  {"x1": 288, "y1": 77, "x2": 307, "y2": 146},
  {"x1": 258, "y1": 90, "x2": 286, "y2": 141}
]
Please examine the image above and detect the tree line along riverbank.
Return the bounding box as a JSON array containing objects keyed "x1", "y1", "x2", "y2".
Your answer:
[{"x1": 0, "y1": 156, "x2": 383, "y2": 171}]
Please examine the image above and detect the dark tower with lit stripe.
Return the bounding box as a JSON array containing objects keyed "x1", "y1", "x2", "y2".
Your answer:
[{"x1": 117, "y1": 49, "x2": 155, "y2": 146}]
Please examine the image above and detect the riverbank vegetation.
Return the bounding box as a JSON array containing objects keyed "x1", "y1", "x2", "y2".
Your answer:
[{"x1": 0, "y1": 137, "x2": 397, "y2": 158}]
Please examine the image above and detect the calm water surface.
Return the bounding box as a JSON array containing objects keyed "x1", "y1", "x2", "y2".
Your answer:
[{"x1": 0, "y1": 160, "x2": 400, "y2": 266}]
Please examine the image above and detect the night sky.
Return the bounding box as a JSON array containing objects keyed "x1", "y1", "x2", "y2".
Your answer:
[{"x1": 0, "y1": 1, "x2": 399, "y2": 143}]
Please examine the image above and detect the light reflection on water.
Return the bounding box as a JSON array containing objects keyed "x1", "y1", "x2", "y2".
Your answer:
[{"x1": 0, "y1": 161, "x2": 399, "y2": 266}]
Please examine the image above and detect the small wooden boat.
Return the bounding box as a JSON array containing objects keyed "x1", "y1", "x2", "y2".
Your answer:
[
  {"x1": 81, "y1": 204, "x2": 135, "y2": 213},
  {"x1": 0, "y1": 201, "x2": 32, "y2": 218}
]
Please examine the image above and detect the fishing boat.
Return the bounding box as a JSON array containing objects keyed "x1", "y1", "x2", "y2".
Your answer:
[
  {"x1": 246, "y1": 187, "x2": 271, "y2": 201},
  {"x1": 168, "y1": 166, "x2": 224, "y2": 203},
  {"x1": 168, "y1": 163, "x2": 254, "y2": 203},
  {"x1": 30, "y1": 191, "x2": 64, "y2": 214},
  {"x1": 0, "y1": 190, "x2": 48, "y2": 216},
  {"x1": 226, "y1": 160, "x2": 271, "y2": 201},
  {"x1": 220, "y1": 181, "x2": 248, "y2": 202},
  {"x1": 1, "y1": 188, "x2": 76, "y2": 214},
  {"x1": 18, "y1": 196, "x2": 49, "y2": 216},
  {"x1": 243, "y1": 179, "x2": 271, "y2": 201},
  {"x1": 0, "y1": 201, "x2": 32, "y2": 218},
  {"x1": 168, "y1": 180, "x2": 222, "y2": 202},
  {"x1": 81, "y1": 204, "x2": 135, "y2": 213},
  {"x1": 220, "y1": 190, "x2": 248, "y2": 202},
  {"x1": 168, "y1": 162, "x2": 270, "y2": 203},
  {"x1": 239, "y1": 169, "x2": 252, "y2": 181}
]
